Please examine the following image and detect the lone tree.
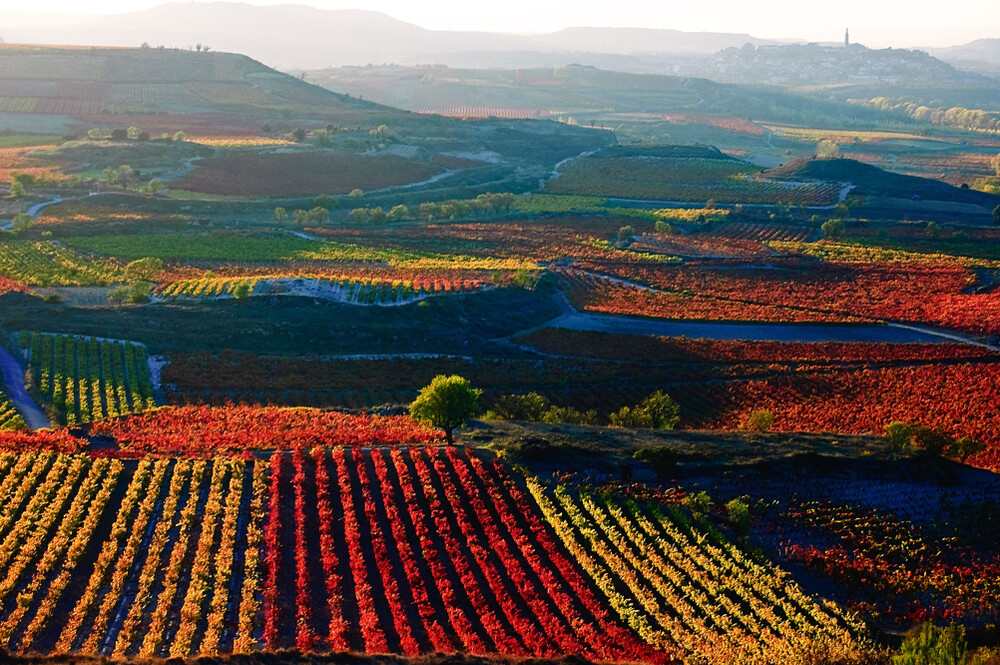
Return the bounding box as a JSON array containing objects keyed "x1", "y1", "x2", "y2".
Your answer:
[
  {"x1": 409, "y1": 375, "x2": 482, "y2": 444},
  {"x1": 821, "y1": 218, "x2": 845, "y2": 239},
  {"x1": 816, "y1": 139, "x2": 840, "y2": 159},
  {"x1": 313, "y1": 194, "x2": 339, "y2": 211},
  {"x1": 10, "y1": 213, "x2": 33, "y2": 233}
]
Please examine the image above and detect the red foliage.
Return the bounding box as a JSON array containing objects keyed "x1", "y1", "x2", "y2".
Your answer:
[
  {"x1": 0, "y1": 429, "x2": 86, "y2": 454},
  {"x1": 92, "y1": 405, "x2": 442, "y2": 455},
  {"x1": 700, "y1": 361, "x2": 1000, "y2": 469},
  {"x1": 568, "y1": 260, "x2": 1000, "y2": 335},
  {"x1": 292, "y1": 449, "x2": 316, "y2": 652},
  {"x1": 0, "y1": 275, "x2": 29, "y2": 295},
  {"x1": 521, "y1": 328, "x2": 995, "y2": 364},
  {"x1": 333, "y1": 447, "x2": 389, "y2": 652},
  {"x1": 262, "y1": 452, "x2": 283, "y2": 650},
  {"x1": 311, "y1": 448, "x2": 351, "y2": 651}
]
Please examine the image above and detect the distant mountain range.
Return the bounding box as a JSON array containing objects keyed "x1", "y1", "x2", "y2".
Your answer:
[
  {"x1": 0, "y1": 2, "x2": 994, "y2": 77},
  {"x1": 0, "y1": 2, "x2": 793, "y2": 71},
  {"x1": 927, "y1": 39, "x2": 1000, "y2": 75}
]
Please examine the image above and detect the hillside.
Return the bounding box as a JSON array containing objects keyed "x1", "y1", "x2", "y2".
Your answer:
[
  {"x1": 767, "y1": 157, "x2": 1000, "y2": 206},
  {"x1": 0, "y1": 45, "x2": 613, "y2": 183},
  {"x1": 694, "y1": 42, "x2": 989, "y2": 87},
  {"x1": 0, "y1": 45, "x2": 399, "y2": 135},
  {"x1": 928, "y1": 38, "x2": 1000, "y2": 75},
  {"x1": 307, "y1": 63, "x2": 906, "y2": 129}
]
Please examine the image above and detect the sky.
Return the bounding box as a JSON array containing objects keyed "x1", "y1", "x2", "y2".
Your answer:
[{"x1": 3, "y1": 0, "x2": 999, "y2": 47}]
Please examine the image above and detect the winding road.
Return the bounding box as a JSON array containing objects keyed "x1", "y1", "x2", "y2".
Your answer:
[
  {"x1": 0, "y1": 346, "x2": 49, "y2": 430},
  {"x1": 0, "y1": 195, "x2": 63, "y2": 230}
]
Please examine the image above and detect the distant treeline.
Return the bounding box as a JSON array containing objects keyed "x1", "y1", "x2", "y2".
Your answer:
[{"x1": 860, "y1": 97, "x2": 1000, "y2": 133}]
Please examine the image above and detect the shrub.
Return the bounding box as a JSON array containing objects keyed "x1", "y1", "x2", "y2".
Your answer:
[
  {"x1": 633, "y1": 446, "x2": 677, "y2": 478},
  {"x1": 232, "y1": 282, "x2": 252, "y2": 300},
  {"x1": 885, "y1": 421, "x2": 914, "y2": 455},
  {"x1": 725, "y1": 498, "x2": 751, "y2": 537},
  {"x1": 610, "y1": 391, "x2": 680, "y2": 430},
  {"x1": 893, "y1": 622, "x2": 966, "y2": 665},
  {"x1": 540, "y1": 406, "x2": 598, "y2": 426},
  {"x1": 911, "y1": 425, "x2": 952, "y2": 457},
  {"x1": 609, "y1": 405, "x2": 647, "y2": 428},
  {"x1": 486, "y1": 392, "x2": 550, "y2": 421},
  {"x1": 683, "y1": 490, "x2": 712, "y2": 515},
  {"x1": 743, "y1": 409, "x2": 775, "y2": 432},
  {"x1": 639, "y1": 390, "x2": 680, "y2": 430},
  {"x1": 617, "y1": 225, "x2": 636, "y2": 245},
  {"x1": 947, "y1": 436, "x2": 985, "y2": 463}
]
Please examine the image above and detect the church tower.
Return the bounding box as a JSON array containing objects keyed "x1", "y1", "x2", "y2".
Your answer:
[{"x1": 845, "y1": 28, "x2": 850, "y2": 47}]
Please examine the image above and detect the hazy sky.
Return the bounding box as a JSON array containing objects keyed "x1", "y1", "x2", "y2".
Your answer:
[{"x1": 7, "y1": 0, "x2": 1000, "y2": 46}]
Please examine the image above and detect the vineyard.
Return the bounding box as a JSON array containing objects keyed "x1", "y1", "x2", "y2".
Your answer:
[
  {"x1": 19, "y1": 332, "x2": 156, "y2": 425},
  {"x1": 561, "y1": 259, "x2": 1000, "y2": 335},
  {"x1": 0, "y1": 240, "x2": 118, "y2": 287},
  {"x1": 64, "y1": 232, "x2": 532, "y2": 272},
  {"x1": 0, "y1": 145, "x2": 62, "y2": 181},
  {"x1": 416, "y1": 107, "x2": 552, "y2": 119},
  {"x1": 0, "y1": 390, "x2": 25, "y2": 431},
  {"x1": 155, "y1": 274, "x2": 487, "y2": 305},
  {"x1": 2, "y1": 38, "x2": 1000, "y2": 665},
  {"x1": 0, "y1": 446, "x2": 870, "y2": 664},
  {"x1": 91, "y1": 405, "x2": 443, "y2": 455},
  {"x1": 557, "y1": 268, "x2": 860, "y2": 324},
  {"x1": 689, "y1": 361, "x2": 1000, "y2": 470},
  {"x1": 546, "y1": 156, "x2": 842, "y2": 205},
  {"x1": 778, "y1": 500, "x2": 1000, "y2": 624},
  {"x1": 662, "y1": 115, "x2": 766, "y2": 136}
]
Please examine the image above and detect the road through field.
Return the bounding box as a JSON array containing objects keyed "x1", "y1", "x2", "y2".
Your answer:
[
  {"x1": 0, "y1": 346, "x2": 49, "y2": 430},
  {"x1": 0, "y1": 195, "x2": 62, "y2": 230}
]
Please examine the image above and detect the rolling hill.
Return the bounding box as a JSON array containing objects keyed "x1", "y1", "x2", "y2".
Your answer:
[
  {"x1": 769, "y1": 158, "x2": 999, "y2": 203},
  {"x1": 928, "y1": 38, "x2": 1000, "y2": 75},
  {"x1": 0, "y1": 45, "x2": 613, "y2": 167},
  {"x1": 0, "y1": 44, "x2": 397, "y2": 136},
  {"x1": 0, "y1": 2, "x2": 782, "y2": 71},
  {"x1": 304, "y1": 63, "x2": 911, "y2": 128}
]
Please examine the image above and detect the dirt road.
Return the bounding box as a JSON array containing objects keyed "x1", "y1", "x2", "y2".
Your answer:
[{"x1": 0, "y1": 346, "x2": 49, "y2": 430}]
